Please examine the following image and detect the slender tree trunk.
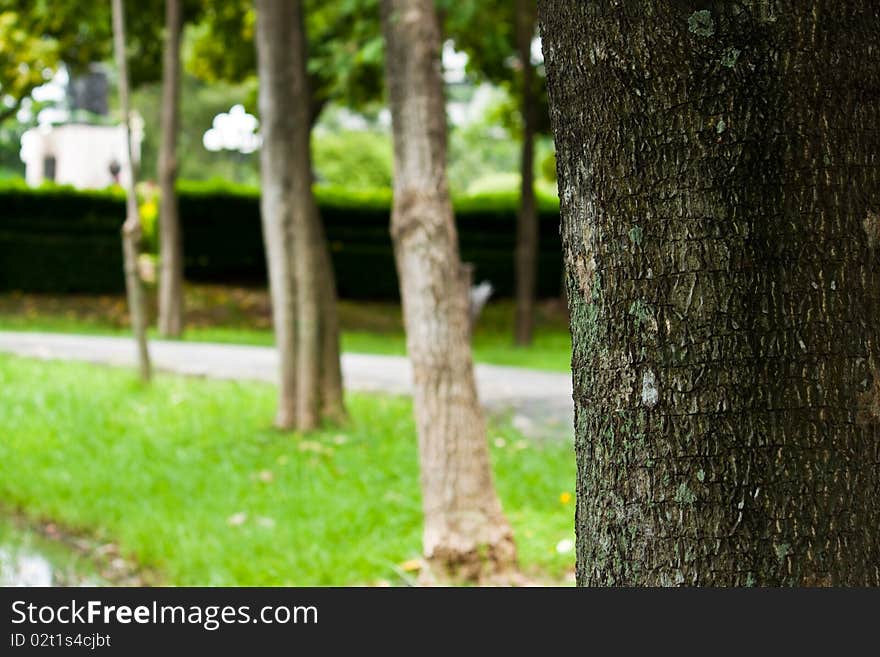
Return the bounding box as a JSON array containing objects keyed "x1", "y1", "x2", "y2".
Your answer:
[
  {"x1": 255, "y1": 0, "x2": 345, "y2": 431},
  {"x1": 540, "y1": 1, "x2": 880, "y2": 586},
  {"x1": 513, "y1": 0, "x2": 538, "y2": 346},
  {"x1": 305, "y1": 90, "x2": 346, "y2": 424},
  {"x1": 381, "y1": 0, "x2": 516, "y2": 581},
  {"x1": 157, "y1": 0, "x2": 184, "y2": 338},
  {"x1": 316, "y1": 218, "x2": 346, "y2": 423},
  {"x1": 256, "y1": 0, "x2": 299, "y2": 428},
  {"x1": 111, "y1": 0, "x2": 151, "y2": 382},
  {"x1": 289, "y1": 0, "x2": 320, "y2": 431}
]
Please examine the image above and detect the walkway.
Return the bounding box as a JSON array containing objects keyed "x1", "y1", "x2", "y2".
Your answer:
[{"x1": 0, "y1": 331, "x2": 574, "y2": 439}]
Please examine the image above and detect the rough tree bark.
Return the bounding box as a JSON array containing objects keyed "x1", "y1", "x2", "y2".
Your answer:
[
  {"x1": 381, "y1": 0, "x2": 516, "y2": 580},
  {"x1": 540, "y1": 1, "x2": 880, "y2": 585},
  {"x1": 157, "y1": 0, "x2": 184, "y2": 338},
  {"x1": 111, "y1": 0, "x2": 151, "y2": 382},
  {"x1": 513, "y1": 0, "x2": 538, "y2": 346},
  {"x1": 255, "y1": 0, "x2": 345, "y2": 430}
]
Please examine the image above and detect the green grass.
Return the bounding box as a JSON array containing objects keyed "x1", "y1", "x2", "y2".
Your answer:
[
  {"x1": 0, "y1": 354, "x2": 575, "y2": 585},
  {"x1": 0, "y1": 288, "x2": 572, "y2": 372}
]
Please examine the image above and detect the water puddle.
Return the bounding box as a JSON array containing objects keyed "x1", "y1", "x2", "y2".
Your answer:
[{"x1": 0, "y1": 517, "x2": 108, "y2": 586}]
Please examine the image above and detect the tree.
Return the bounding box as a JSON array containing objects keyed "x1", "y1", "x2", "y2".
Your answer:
[
  {"x1": 381, "y1": 0, "x2": 516, "y2": 580},
  {"x1": 446, "y1": 0, "x2": 549, "y2": 345},
  {"x1": 188, "y1": 0, "x2": 386, "y2": 430},
  {"x1": 254, "y1": 0, "x2": 344, "y2": 430},
  {"x1": 540, "y1": 1, "x2": 880, "y2": 585},
  {"x1": 0, "y1": 2, "x2": 111, "y2": 124},
  {"x1": 112, "y1": 0, "x2": 151, "y2": 382},
  {"x1": 189, "y1": 0, "x2": 384, "y2": 126},
  {"x1": 512, "y1": 0, "x2": 538, "y2": 346},
  {"x1": 0, "y1": 0, "x2": 168, "y2": 127},
  {"x1": 0, "y1": 9, "x2": 56, "y2": 123},
  {"x1": 157, "y1": 0, "x2": 184, "y2": 337}
]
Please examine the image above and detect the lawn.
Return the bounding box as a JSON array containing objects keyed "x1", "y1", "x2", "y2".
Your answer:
[
  {"x1": 0, "y1": 354, "x2": 576, "y2": 585},
  {"x1": 0, "y1": 286, "x2": 572, "y2": 372}
]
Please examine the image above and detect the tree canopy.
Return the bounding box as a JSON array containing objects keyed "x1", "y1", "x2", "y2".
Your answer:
[{"x1": 187, "y1": 0, "x2": 384, "y2": 122}]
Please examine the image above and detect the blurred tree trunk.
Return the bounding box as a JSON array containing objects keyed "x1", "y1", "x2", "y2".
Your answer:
[
  {"x1": 514, "y1": 0, "x2": 538, "y2": 346},
  {"x1": 317, "y1": 235, "x2": 346, "y2": 423},
  {"x1": 157, "y1": 0, "x2": 184, "y2": 338},
  {"x1": 541, "y1": 1, "x2": 880, "y2": 585},
  {"x1": 255, "y1": 0, "x2": 345, "y2": 430},
  {"x1": 381, "y1": 0, "x2": 516, "y2": 581},
  {"x1": 111, "y1": 0, "x2": 151, "y2": 382}
]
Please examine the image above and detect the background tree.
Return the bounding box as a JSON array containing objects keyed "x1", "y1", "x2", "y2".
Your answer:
[
  {"x1": 181, "y1": 0, "x2": 389, "y2": 429},
  {"x1": 541, "y1": 1, "x2": 880, "y2": 585},
  {"x1": 0, "y1": 1, "x2": 118, "y2": 123},
  {"x1": 0, "y1": 8, "x2": 58, "y2": 123},
  {"x1": 189, "y1": 0, "x2": 384, "y2": 126},
  {"x1": 112, "y1": 0, "x2": 151, "y2": 382},
  {"x1": 254, "y1": 0, "x2": 344, "y2": 430},
  {"x1": 447, "y1": 0, "x2": 550, "y2": 345},
  {"x1": 157, "y1": 0, "x2": 184, "y2": 337},
  {"x1": 381, "y1": 0, "x2": 516, "y2": 580},
  {"x1": 0, "y1": 0, "x2": 168, "y2": 127}
]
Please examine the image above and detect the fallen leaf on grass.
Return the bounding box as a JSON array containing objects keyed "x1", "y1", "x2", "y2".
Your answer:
[
  {"x1": 399, "y1": 559, "x2": 422, "y2": 572},
  {"x1": 298, "y1": 440, "x2": 332, "y2": 455}
]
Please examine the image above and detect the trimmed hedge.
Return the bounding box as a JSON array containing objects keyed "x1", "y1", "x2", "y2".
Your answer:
[
  {"x1": 0, "y1": 180, "x2": 563, "y2": 299},
  {"x1": 0, "y1": 183, "x2": 126, "y2": 293}
]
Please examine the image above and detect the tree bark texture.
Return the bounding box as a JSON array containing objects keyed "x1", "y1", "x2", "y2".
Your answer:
[
  {"x1": 111, "y1": 0, "x2": 151, "y2": 383},
  {"x1": 255, "y1": 0, "x2": 346, "y2": 431},
  {"x1": 157, "y1": 0, "x2": 185, "y2": 338},
  {"x1": 381, "y1": 0, "x2": 517, "y2": 579},
  {"x1": 540, "y1": 1, "x2": 880, "y2": 586},
  {"x1": 514, "y1": 0, "x2": 539, "y2": 346}
]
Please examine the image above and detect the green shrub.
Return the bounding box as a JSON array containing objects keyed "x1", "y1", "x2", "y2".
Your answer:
[
  {"x1": 0, "y1": 180, "x2": 563, "y2": 298},
  {"x1": 0, "y1": 183, "x2": 126, "y2": 293}
]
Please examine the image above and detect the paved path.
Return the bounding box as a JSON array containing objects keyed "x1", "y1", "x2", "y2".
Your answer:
[{"x1": 0, "y1": 331, "x2": 573, "y2": 439}]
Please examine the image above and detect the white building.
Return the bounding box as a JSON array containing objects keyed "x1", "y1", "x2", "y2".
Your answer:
[{"x1": 19, "y1": 119, "x2": 142, "y2": 190}]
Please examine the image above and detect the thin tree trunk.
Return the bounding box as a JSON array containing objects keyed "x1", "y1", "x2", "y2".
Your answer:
[
  {"x1": 381, "y1": 0, "x2": 516, "y2": 581},
  {"x1": 541, "y1": 1, "x2": 880, "y2": 586},
  {"x1": 256, "y1": 0, "x2": 299, "y2": 429},
  {"x1": 514, "y1": 0, "x2": 538, "y2": 346},
  {"x1": 288, "y1": 0, "x2": 320, "y2": 431},
  {"x1": 255, "y1": 0, "x2": 346, "y2": 431},
  {"x1": 307, "y1": 85, "x2": 345, "y2": 424},
  {"x1": 316, "y1": 215, "x2": 346, "y2": 423},
  {"x1": 157, "y1": 0, "x2": 185, "y2": 338},
  {"x1": 111, "y1": 0, "x2": 151, "y2": 382}
]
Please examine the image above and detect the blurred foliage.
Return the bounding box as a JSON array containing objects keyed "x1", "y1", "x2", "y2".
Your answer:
[
  {"x1": 443, "y1": 0, "x2": 550, "y2": 136},
  {"x1": 313, "y1": 128, "x2": 392, "y2": 188},
  {"x1": 132, "y1": 73, "x2": 260, "y2": 185},
  {"x1": 0, "y1": 0, "x2": 559, "y2": 197},
  {"x1": 0, "y1": 0, "x2": 193, "y2": 124},
  {"x1": 186, "y1": 0, "x2": 384, "y2": 121},
  {"x1": 0, "y1": 9, "x2": 57, "y2": 123},
  {"x1": 446, "y1": 87, "x2": 556, "y2": 194}
]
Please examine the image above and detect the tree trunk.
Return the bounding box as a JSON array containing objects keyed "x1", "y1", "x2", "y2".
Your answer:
[
  {"x1": 157, "y1": 0, "x2": 184, "y2": 338},
  {"x1": 540, "y1": 1, "x2": 880, "y2": 586},
  {"x1": 255, "y1": 0, "x2": 345, "y2": 431},
  {"x1": 381, "y1": 0, "x2": 516, "y2": 581},
  {"x1": 289, "y1": 2, "x2": 320, "y2": 431},
  {"x1": 256, "y1": 0, "x2": 299, "y2": 428},
  {"x1": 316, "y1": 217, "x2": 346, "y2": 423},
  {"x1": 111, "y1": 0, "x2": 151, "y2": 383},
  {"x1": 513, "y1": 0, "x2": 538, "y2": 346}
]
